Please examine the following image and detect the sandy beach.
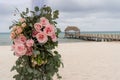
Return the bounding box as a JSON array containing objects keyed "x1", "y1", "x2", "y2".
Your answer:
[{"x1": 0, "y1": 42, "x2": 120, "y2": 80}]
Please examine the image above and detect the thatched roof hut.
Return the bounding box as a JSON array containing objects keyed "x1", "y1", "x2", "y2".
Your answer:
[{"x1": 64, "y1": 26, "x2": 80, "y2": 38}]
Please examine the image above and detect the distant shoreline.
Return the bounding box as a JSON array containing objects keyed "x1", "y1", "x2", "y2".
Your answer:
[
  {"x1": 1, "y1": 31, "x2": 120, "y2": 34},
  {"x1": 1, "y1": 31, "x2": 120, "y2": 46},
  {"x1": 0, "y1": 32, "x2": 10, "y2": 34}
]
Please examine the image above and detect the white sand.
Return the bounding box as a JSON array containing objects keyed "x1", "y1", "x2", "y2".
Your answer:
[{"x1": 0, "y1": 42, "x2": 120, "y2": 80}]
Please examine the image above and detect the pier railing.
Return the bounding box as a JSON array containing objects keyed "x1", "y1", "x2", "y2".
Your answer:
[{"x1": 65, "y1": 33, "x2": 120, "y2": 41}]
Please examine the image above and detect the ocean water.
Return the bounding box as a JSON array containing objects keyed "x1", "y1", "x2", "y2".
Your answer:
[
  {"x1": 0, "y1": 33, "x2": 12, "y2": 46},
  {"x1": 0, "y1": 32, "x2": 81, "y2": 46},
  {"x1": 0, "y1": 32, "x2": 120, "y2": 45}
]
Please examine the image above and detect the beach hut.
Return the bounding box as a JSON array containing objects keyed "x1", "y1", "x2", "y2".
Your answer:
[{"x1": 64, "y1": 26, "x2": 80, "y2": 38}]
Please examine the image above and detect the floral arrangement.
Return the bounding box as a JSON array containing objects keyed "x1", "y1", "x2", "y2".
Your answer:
[{"x1": 10, "y1": 6, "x2": 63, "y2": 80}]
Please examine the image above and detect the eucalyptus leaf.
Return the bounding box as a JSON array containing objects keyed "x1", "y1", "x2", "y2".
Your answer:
[
  {"x1": 27, "y1": 67, "x2": 33, "y2": 73},
  {"x1": 26, "y1": 8, "x2": 29, "y2": 14},
  {"x1": 33, "y1": 50, "x2": 40, "y2": 54},
  {"x1": 34, "y1": 6, "x2": 39, "y2": 12}
]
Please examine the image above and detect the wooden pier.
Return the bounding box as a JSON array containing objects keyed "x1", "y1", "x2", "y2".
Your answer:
[
  {"x1": 65, "y1": 33, "x2": 120, "y2": 42},
  {"x1": 64, "y1": 26, "x2": 120, "y2": 41}
]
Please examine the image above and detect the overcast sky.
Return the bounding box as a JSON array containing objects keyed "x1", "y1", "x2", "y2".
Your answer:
[{"x1": 0, "y1": 0, "x2": 120, "y2": 32}]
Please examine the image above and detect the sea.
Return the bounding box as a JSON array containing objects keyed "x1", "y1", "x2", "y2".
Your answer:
[{"x1": 0, "y1": 32, "x2": 120, "y2": 46}]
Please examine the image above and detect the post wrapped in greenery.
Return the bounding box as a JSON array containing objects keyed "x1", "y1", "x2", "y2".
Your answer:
[{"x1": 10, "y1": 6, "x2": 63, "y2": 80}]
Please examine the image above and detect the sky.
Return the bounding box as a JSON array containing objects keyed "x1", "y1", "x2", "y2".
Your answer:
[{"x1": 0, "y1": 0, "x2": 120, "y2": 32}]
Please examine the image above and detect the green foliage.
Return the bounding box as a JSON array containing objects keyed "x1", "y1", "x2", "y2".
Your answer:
[
  {"x1": 11, "y1": 6, "x2": 63, "y2": 80},
  {"x1": 34, "y1": 6, "x2": 39, "y2": 12}
]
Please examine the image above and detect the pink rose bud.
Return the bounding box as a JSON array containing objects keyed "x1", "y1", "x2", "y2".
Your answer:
[
  {"x1": 50, "y1": 33, "x2": 57, "y2": 42},
  {"x1": 21, "y1": 23, "x2": 27, "y2": 28},
  {"x1": 19, "y1": 34, "x2": 27, "y2": 43},
  {"x1": 12, "y1": 26, "x2": 17, "y2": 31},
  {"x1": 15, "y1": 26, "x2": 22, "y2": 34},
  {"x1": 26, "y1": 47, "x2": 33, "y2": 56},
  {"x1": 34, "y1": 23, "x2": 42, "y2": 32},
  {"x1": 26, "y1": 39, "x2": 34, "y2": 47},
  {"x1": 19, "y1": 18, "x2": 26, "y2": 23},
  {"x1": 10, "y1": 32, "x2": 16, "y2": 39},
  {"x1": 14, "y1": 43, "x2": 27, "y2": 57},
  {"x1": 32, "y1": 30, "x2": 39, "y2": 37},
  {"x1": 44, "y1": 24, "x2": 55, "y2": 36},
  {"x1": 36, "y1": 32, "x2": 48, "y2": 43},
  {"x1": 40, "y1": 17, "x2": 49, "y2": 26}
]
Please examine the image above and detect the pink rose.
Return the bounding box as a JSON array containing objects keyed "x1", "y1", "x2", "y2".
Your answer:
[
  {"x1": 26, "y1": 47, "x2": 33, "y2": 56},
  {"x1": 36, "y1": 32, "x2": 48, "y2": 43},
  {"x1": 19, "y1": 34, "x2": 27, "y2": 43},
  {"x1": 12, "y1": 26, "x2": 17, "y2": 31},
  {"x1": 14, "y1": 43, "x2": 27, "y2": 57},
  {"x1": 40, "y1": 17, "x2": 49, "y2": 26},
  {"x1": 50, "y1": 33, "x2": 57, "y2": 42},
  {"x1": 26, "y1": 39, "x2": 34, "y2": 47},
  {"x1": 10, "y1": 32, "x2": 16, "y2": 39},
  {"x1": 32, "y1": 30, "x2": 39, "y2": 37},
  {"x1": 21, "y1": 23, "x2": 26, "y2": 28},
  {"x1": 34, "y1": 23, "x2": 42, "y2": 32},
  {"x1": 14, "y1": 34, "x2": 27, "y2": 44},
  {"x1": 44, "y1": 24, "x2": 55, "y2": 36},
  {"x1": 15, "y1": 26, "x2": 22, "y2": 34},
  {"x1": 19, "y1": 18, "x2": 26, "y2": 23}
]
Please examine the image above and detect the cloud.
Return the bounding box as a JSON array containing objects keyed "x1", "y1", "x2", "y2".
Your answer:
[
  {"x1": 0, "y1": 0, "x2": 31, "y2": 5},
  {"x1": 0, "y1": 0, "x2": 31, "y2": 33},
  {"x1": 0, "y1": 3, "x2": 13, "y2": 16},
  {"x1": 49, "y1": 0, "x2": 120, "y2": 13},
  {"x1": 1, "y1": 0, "x2": 120, "y2": 32},
  {"x1": 47, "y1": 0, "x2": 120, "y2": 31}
]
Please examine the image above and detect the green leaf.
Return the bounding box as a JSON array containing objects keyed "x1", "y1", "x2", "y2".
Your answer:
[
  {"x1": 54, "y1": 51, "x2": 58, "y2": 54},
  {"x1": 34, "y1": 6, "x2": 39, "y2": 12},
  {"x1": 22, "y1": 11, "x2": 26, "y2": 15},
  {"x1": 30, "y1": 11, "x2": 35, "y2": 16},
  {"x1": 53, "y1": 10, "x2": 59, "y2": 20},
  {"x1": 57, "y1": 28, "x2": 61, "y2": 33},
  {"x1": 11, "y1": 66, "x2": 16, "y2": 71},
  {"x1": 57, "y1": 73, "x2": 62, "y2": 79},
  {"x1": 33, "y1": 69, "x2": 38, "y2": 75},
  {"x1": 20, "y1": 13, "x2": 24, "y2": 18},
  {"x1": 33, "y1": 50, "x2": 40, "y2": 54},
  {"x1": 27, "y1": 67, "x2": 33, "y2": 73},
  {"x1": 26, "y1": 8, "x2": 29, "y2": 14},
  {"x1": 13, "y1": 74, "x2": 21, "y2": 80}
]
